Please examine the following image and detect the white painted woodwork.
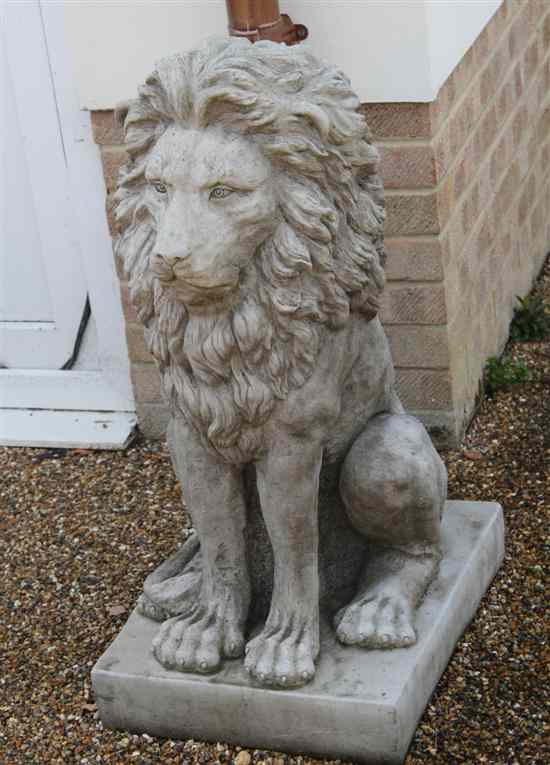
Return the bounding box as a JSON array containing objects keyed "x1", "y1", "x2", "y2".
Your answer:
[
  {"x1": 0, "y1": 409, "x2": 137, "y2": 450},
  {"x1": 1, "y1": 2, "x2": 88, "y2": 369},
  {"x1": 40, "y1": 4, "x2": 135, "y2": 406},
  {"x1": 0, "y1": 1, "x2": 135, "y2": 448},
  {"x1": 2, "y1": 37, "x2": 52, "y2": 322},
  {"x1": 0, "y1": 370, "x2": 132, "y2": 411},
  {"x1": 64, "y1": 0, "x2": 502, "y2": 107}
]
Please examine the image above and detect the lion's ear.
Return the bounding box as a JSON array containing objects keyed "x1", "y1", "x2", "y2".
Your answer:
[{"x1": 114, "y1": 100, "x2": 132, "y2": 130}]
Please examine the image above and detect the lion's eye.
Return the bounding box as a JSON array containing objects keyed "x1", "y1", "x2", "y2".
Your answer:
[
  {"x1": 209, "y1": 186, "x2": 233, "y2": 201},
  {"x1": 153, "y1": 181, "x2": 167, "y2": 194}
]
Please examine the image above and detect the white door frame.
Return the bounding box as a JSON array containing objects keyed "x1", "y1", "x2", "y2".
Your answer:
[{"x1": 0, "y1": 1, "x2": 136, "y2": 448}]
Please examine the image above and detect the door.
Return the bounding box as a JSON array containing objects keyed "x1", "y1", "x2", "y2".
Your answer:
[
  {"x1": 0, "y1": 1, "x2": 136, "y2": 448},
  {"x1": 1, "y1": 4, "x2": 88, "y2": 369}
]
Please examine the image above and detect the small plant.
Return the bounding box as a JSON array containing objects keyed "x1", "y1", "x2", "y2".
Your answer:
[
  {"x1": 510, "y1": 294, "x2": 550, "y2": 342},
  {"x1": 485, "y1": 355, "x2": 528, "y2": 397}
]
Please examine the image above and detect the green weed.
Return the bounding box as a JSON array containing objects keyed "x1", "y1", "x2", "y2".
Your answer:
[
  {"x1": 485, "y1": 356, "x2": 528, "y2": 397},
  {"x1": 510, "y1": 294, "x2": 550, "y2": 342}
]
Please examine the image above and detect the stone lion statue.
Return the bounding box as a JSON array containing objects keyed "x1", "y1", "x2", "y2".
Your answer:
[{"x1": 115, "y1": 38, "x2": 447, "y2": 689}]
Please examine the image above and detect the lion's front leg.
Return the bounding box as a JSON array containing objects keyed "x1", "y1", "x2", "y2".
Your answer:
[
  {"x1": 151, "y1": 416, "x2": 250, "y2": 674},
  {"x1": 245, "y1": 438, "x2": 322, "y2": 688}
]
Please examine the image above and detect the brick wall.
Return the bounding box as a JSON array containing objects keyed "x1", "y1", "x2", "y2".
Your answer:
[
  {"x1": 92, "y1": 0, "x2": 550, "y2": 443},
  {"x1": 430, "y1": 0, "x2": 550, "y2": 435},
  {"x1": 360, "y1": 102, "x2": 454, "y2": 439}
]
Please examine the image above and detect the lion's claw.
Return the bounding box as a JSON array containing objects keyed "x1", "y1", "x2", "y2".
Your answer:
[
  {"x1": 335, "y1": 593, "x2": 417, "y2": 649},
  {"x1": 152, "y1": 593, "x2": 245, "y2": 674},
  {"x1": 244, "y1": 613, "x2": 318, "y2": 688}
]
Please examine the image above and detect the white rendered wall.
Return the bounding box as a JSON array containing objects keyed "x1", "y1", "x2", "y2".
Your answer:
[
  {"x1": 425, "y1": 0, "x2": 502, "y2": 96},
  {"x1": 64, "y1": 0, "x2": 502, "y2": 108}
]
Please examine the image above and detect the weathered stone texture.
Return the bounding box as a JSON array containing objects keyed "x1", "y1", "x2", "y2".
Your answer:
[
  {"x1": 93, "y1": 502, "x2": 504, "y2": 764},
  {"x1": 118, "y1": 281, "x2": 138, "y2": 322},
  {"x1": 101, "y1": 40, "x2": 450, "y2": 709}
]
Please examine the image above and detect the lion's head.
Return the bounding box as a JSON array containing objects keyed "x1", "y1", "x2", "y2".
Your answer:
[{"x1": 115, "y1": 38, "x2": 386, "y2": 461}]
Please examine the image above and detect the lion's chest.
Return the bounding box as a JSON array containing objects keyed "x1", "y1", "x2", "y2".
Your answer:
[
  {"x1": 277, "y1": 382, "x2": 342, "y2": 440},
  {"x1": 175, "y1": 316, "x2": 393, "y2": 466},
  {"x1": 267, "y1": 329, "x2": 352, "y2": 444},
  {"x1": 271, "y1": 316, "x2": 396, "y2": 459},
  {"x1": 193, "y1": 371, "x2": 343, "y2": 466},
  {"x1": 207, "y1": 392, "x2": 341, "y2": 466}
]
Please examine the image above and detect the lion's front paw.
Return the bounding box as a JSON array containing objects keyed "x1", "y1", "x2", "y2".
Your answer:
[
  {"x1": 244, "y1": 612, "x2": 319, "y2": 688},
  {"x1": 335, "y1": 592, "x2": 416, "y2": 649},
  {"x1": 152, "y1": 598, "x2": 245, "y2": 674}
]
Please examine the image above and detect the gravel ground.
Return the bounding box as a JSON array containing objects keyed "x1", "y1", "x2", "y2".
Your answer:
[{"x1": 1, "y1": 261, "x2": 548, "y2": 765}]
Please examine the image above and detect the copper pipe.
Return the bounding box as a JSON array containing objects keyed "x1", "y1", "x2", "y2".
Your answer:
[{"x1": 225, "y1": 0, "x2": 307, "y2": 45}]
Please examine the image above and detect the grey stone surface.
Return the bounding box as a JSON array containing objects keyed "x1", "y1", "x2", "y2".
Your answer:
[
  {"x1": 93, "y1": 501, "x2": 504, "y2": 764},
  {"x1": 113, "y1": 37, "x2": 448, "y2": 689}
]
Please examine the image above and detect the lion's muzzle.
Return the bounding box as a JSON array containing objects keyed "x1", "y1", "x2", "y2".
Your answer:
[
  {"x1": 151, "y1": 254, "x2": 178, "y2": 282},
  {"x1": 151, "y1": 254, "x2": 239, "y2": 307}
]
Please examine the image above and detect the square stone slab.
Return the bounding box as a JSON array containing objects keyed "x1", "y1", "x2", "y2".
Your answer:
[{"x1": 93, "y1": 501, "x2": 504, "y2": 764}]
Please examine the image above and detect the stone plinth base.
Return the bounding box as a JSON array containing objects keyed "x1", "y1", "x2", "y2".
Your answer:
[{"x1": 92, "y1": 501, "x2": 504, "y2": 764}]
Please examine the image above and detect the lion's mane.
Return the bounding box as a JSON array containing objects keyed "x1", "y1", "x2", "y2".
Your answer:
[{"x1": 115, "y1": 38, "x2": 386, "y2": 462}]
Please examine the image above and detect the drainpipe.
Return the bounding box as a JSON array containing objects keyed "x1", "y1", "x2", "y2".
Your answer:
[{"x1": 225, "y1": 0, "x2": 308, "y2": 45}]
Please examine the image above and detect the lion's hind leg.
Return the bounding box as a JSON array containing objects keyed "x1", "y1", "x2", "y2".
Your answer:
[
  {"x1": 334, "y1": 548, "x2": 439, "y2": 649},
  {"x1": 137, "y1": 533, "x2": 202, "y2": 622},
  {"x1": 336, "y1": 413, "x2": 446, "y2": 649}
]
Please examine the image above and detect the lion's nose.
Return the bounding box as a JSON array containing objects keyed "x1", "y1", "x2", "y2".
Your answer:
[{"x1": 162, "y1": 256, "x2": 180, "y2": 268}]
